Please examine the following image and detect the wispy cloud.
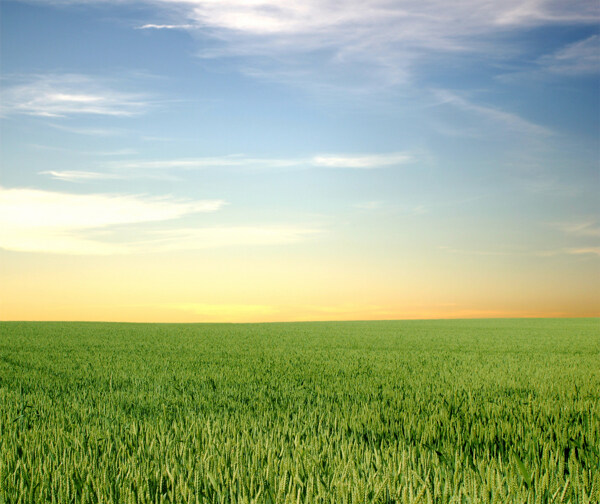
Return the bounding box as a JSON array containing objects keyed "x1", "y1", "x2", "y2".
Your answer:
[
  {"x1": 30, "y1": 144, "x2": 137, "y2": 156},
  {"x1": 134, "y1": 0, "x2": 599, "y2": 88},
  {"x1": 535, "y1": 247, "x2": 600, "y2": 258},
  {"x1": 40, "y1": 169, "x2": 181, "y2": 182},
  {"x1": 539, "y1": 35, "x2": 600, "y2": 75},
  {"x1": 162, "y1": 0, "x2": 598, "y2": 52},
  {"x1": 110, "y1": 152, "x2": 412, "y2": 172},
  {"x1": 0, "y1": 186, "x2": 225, "y2": 254},
  {"x1": 441, "y1": 245, "x2": 600, "y2": 258},
  {"x1": 1, "y1": 74, "x2": 150, "y2": 117},
  {"x1": 553, "y1": 220, "x2": 600, "y2": 238},
  {"x1": 47, "y1": 123, "x2": 128, "y2": 136},
  {"x1": 565, "y1": 247, "x2": 600, "y2": 256},
  {"x1": 354, "y1": 201, "x2": 385, "y2": 210},
  {"x1": 39, "y1": 153, "x2": 412, "y2": 184},
  {"x1": 312, "y1": 153, "x2": 411, "y2": 168},
  {"x1": 112, "y1": 155, "x2": 301, "y2": 170},
  {"x1": 432, "y1": 90, "x2": 552, "y2": 136},
  {"x1": 9, "y1": 1, "x2": 597, "y2": 94},
  {"x1": 137, "y1": 24, "x2": 193, "y2": 30},
  {"x1": 0, "y1": 186, "x2": 320, "y2": 255},
  {"x1": 40, "y1": 170, "x2": 127, "y2": 182}
]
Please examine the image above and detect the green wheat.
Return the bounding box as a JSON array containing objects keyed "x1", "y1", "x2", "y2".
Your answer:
[{"x1": 0, "y1": 318, "x2": 598, "y2": 503}]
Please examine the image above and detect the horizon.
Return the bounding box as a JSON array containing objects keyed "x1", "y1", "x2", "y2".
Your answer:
[
  {"x1": 1, "y1": 0, "x2": 599, "y2": 323},
  {"x1": 1, "y1": 316, "x2": 598, "y2": 325}
]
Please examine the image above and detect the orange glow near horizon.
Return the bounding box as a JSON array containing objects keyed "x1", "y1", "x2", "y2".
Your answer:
[{"x1": 2, "y1": 247, "x2": 598, "y2": 323}]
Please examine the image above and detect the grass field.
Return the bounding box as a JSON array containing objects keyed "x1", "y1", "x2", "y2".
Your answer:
[{"x1": 0, "y1": 318, "x2": 599, "y2": 503}]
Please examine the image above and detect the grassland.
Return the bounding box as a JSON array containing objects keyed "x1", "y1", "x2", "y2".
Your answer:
[{"x1": 0, "y1": 318, "x2": 599, "y2": 503}]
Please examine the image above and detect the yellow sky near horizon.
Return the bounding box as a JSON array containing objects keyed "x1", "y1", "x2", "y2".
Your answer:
[{"x1": 2, "y1": 245, "x2": 598, "y2": 322}]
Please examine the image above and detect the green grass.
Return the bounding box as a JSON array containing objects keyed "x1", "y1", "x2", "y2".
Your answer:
[{"x1": 0, "y1": 318, "x2": 599, "y2": 503}]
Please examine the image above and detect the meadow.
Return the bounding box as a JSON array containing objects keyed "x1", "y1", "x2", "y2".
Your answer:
[{"x1": 0, "y1": 318, "x2": 598, "y2": 503}]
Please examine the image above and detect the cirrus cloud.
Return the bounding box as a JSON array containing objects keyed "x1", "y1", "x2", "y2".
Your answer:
[
  {"x1": 539, "y1": 35, "x2": 600, "y2": 75},
  {"x1": 1, "y1": 74, "x2": 151, "y2": 118},
  {"x1": 0, "y1": 186, "x2": 225, "y2": 254},
  {"x1": 137, "y1": 0, "x2": 600, "y2": 89},
  {"x1": 102, "y1": 152, "x2": 413, "y2": 172},
  {"x1": 0, "y1": 186, "x2": 321, "y2": 255}
]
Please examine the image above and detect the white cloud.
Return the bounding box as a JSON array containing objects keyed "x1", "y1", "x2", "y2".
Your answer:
[
  {"x1": 0, "y1": 186, "x2": 225, "y2": 254},
  {"x1": 171, "y1": 1, "x2": 598, "y2": 46},
  {"x1": 0, "y1": 186, "x2": 320, "y2": 255},
  {"x1": 112, "y1": 155, "x2": 301, "y2": 170},
  {"x1": 0, "y1": 187, "x2": 223, "y2": 229},
  {"x1": 432, "y1": 90, "x2": 552, "y2": 136},
  {"x1": 134, "y1": 0, "x2": 599, "y2": 87},
  {"x1": 137, "y1": 24, "x2": 193, "y2": 30},
  {"x1": 312, "y1": 153, "x2": 411, "y2": 168},
  {"x1": 40, "y1": 170, "x2": 126, "y2": 182},
  {"x1": 8, "y1": 1, "x2": 596, "y2": 93},
  {"x1": 1, "y1": 74, "x2": 150, "y2": 117},
  {"x1": 6, "y1": 1, "x2": 596, "y2": 94},
  {"x1": 539, "y1": 35, "x2": 600, "y2": 75},
  {"x1": 40, "y1": 169, "x2": 181, "y2": 182},
  {"x1": 110, "y1": 152, "x2": 412, "y2": 172},
  {"x1": 38, "y1": 153, "x2": 412, "y2": 184}
]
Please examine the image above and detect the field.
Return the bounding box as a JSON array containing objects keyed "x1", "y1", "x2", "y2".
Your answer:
[{"x1": 0, "y1": 319, "x2": 599, "y2": 503}]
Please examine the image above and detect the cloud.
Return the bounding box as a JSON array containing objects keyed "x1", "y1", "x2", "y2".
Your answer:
[
  {"x1": 109, "y1": 152, "x2": 412, "y2": 172},
  {"x1": 39, "y1": 153, "x2": 411, "y2": 184},
  {"x1": 0, "y1": 186, "x2": 225, "y2": 254},
  {"x1": 566, "y1": 247, "x2": 600, "y2": 256},
  {"x1": 40, "y1": 170, "x2": 127, "y2": 182},
  {"x1": 1, "y1": 74, "x2": 150, "y2": 117},
  {"x1": 40, "y1": 169, "x2": 180, "y2": 182},
  {"x1": 112, "y1": 155, "x2": 302, "y2": 170},
  {"x1": 165, "y1": 1, "x2": 598, "y2": 48},
  {"x1": 539, "y1": 35, "x2": 600, "y2": 75},
  {"x1": 137, "y1": 24, "x2": 193, "y2": 30},
  {"x1": 535, "y1": 247, "x2": 600, "y2": 258},
  {"x1": 553, "y1": 220, "x2": 600, "y2": 238},
  {"x1": 432, "y1": 90, "x2": 552, "y2": 136},
  {"x1": 132, "y1": 0, "x2": 598, "y2": 88},
  {"x1": 441, "y1": 245, "x2": 600, "y2": 258},
  {"x1": 47, "y1": 123, "x2": 128, "y2": 136},
  {"x1": 10, "y1": 2, "x2": 597, "y2": 93},
  {"x1": 354, "y1": 201, "x2": 385, "y2": 210},
  {"x1": 312, "y1": 153, "x2": 411, "y2": 168},
  {"x1": 0, "y1": 186, "x2": 320, "y2": 255},
  {"x1": 5, "y1": 1, "x2": 596, "y2": 95}
]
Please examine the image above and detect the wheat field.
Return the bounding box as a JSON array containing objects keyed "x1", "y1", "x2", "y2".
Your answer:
[{"x1": 1, "y1": 319, "x2": 599, "y2": 503}]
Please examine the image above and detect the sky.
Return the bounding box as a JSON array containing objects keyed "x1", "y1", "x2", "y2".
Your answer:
[{"x1": 1, "y1": 0, "x2": 599, "y2": 322}]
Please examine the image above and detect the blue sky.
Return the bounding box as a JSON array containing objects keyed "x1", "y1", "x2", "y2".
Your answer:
[{"x1": 1, "y1": 0, "x2": 599, "y2": 321}]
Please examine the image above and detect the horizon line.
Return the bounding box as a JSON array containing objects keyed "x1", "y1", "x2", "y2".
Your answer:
[{"x1": 1, "y1": 315, "x2": 598, "y2": 325}]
